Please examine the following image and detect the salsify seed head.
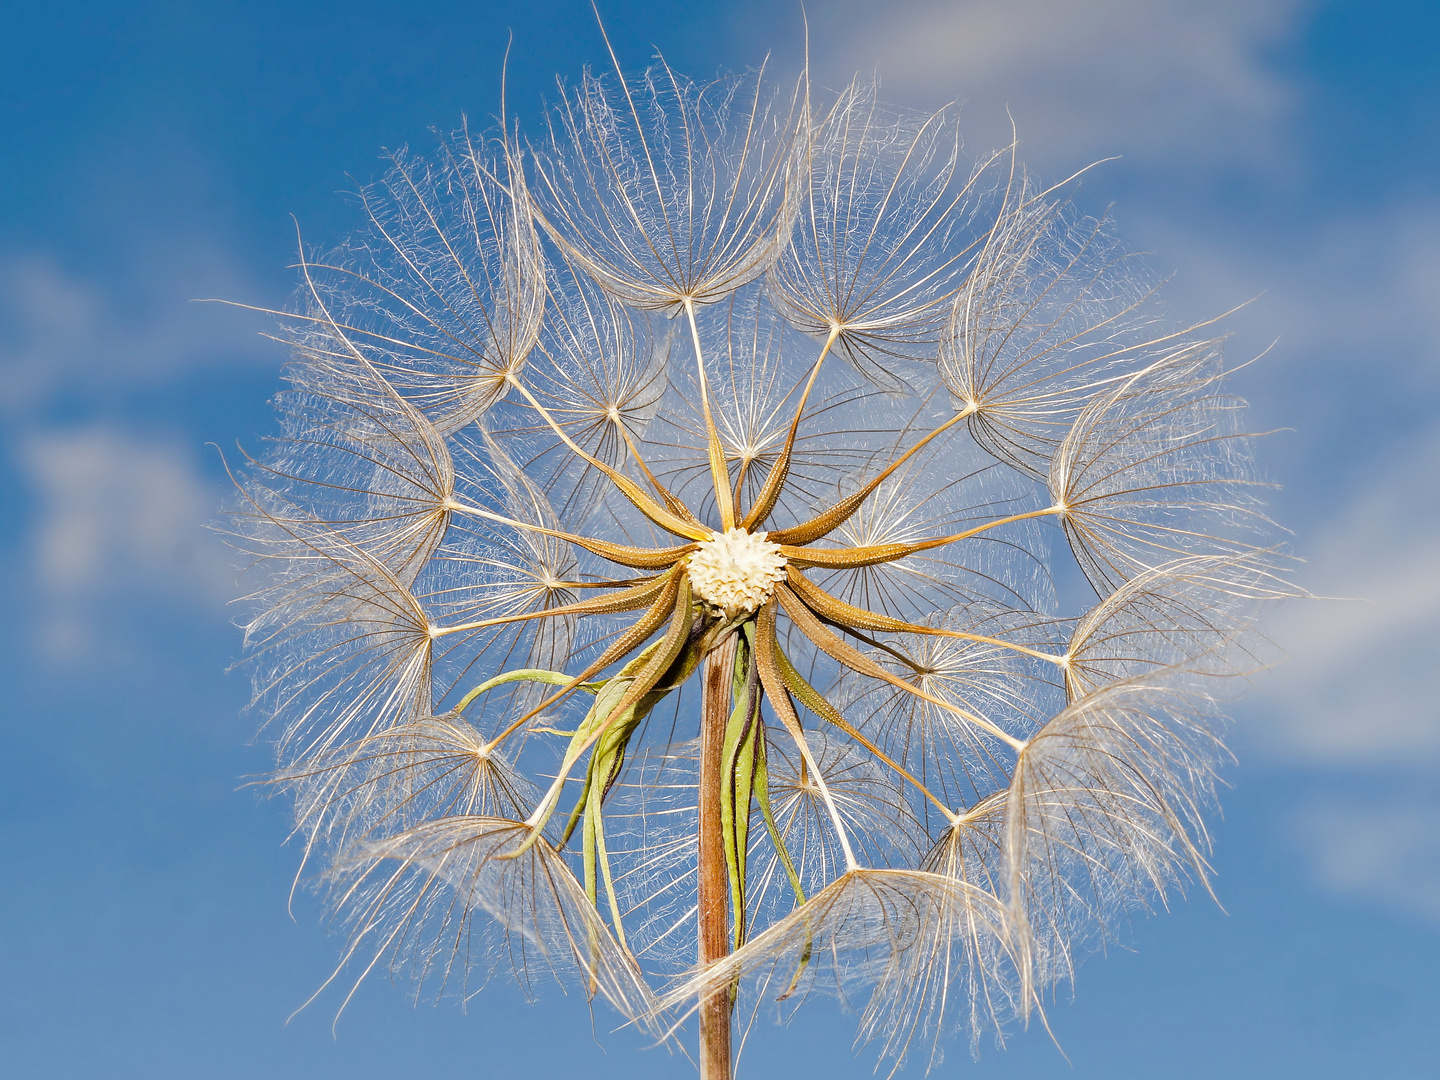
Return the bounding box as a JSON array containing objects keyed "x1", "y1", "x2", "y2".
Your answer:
[
  {"x1": 686, "y1": 528, "x2": 786, "y2": 618},
  {"x1": 223, "y1": 37, "x2": 1299, "y2": 1079}
]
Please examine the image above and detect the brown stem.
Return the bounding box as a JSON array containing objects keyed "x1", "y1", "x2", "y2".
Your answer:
[{"x1": 698, "y1": 633, "x2": 737, "y2": 1080}]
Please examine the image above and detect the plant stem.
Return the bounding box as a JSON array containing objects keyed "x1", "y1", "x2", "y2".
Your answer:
[{"x1": 698, "y1": 632, "x2": 738, "y2": 1080}]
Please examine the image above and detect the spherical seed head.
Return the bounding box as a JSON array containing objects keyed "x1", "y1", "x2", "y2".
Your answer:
[{"x1": 687, "y1": 528, "x2": 787, "y2": 618}]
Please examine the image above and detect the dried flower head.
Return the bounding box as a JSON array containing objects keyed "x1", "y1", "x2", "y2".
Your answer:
[
  {"x1": 229, "y1": 43, "x2": 1291, "y2": 1080},
  {"x1": 687, "y1": 528, "x2": 788, "y2": 617}
]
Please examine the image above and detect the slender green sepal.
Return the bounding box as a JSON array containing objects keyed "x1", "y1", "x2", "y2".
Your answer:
[
  {"x1": 456, "y1": 667, "x2": 604, "y2": 715},
  {"x1": 777, "y1": 912, "x2": 816, "y2": 1001},
  {"x1": 582, "y1": 795, "x2": 599, "y2": 903},
  {"x1": 720, "y1": 632, "x2": 760, "y2": 952},
  {"x1": 559, "y1": 644, "x2": 665, "y2": 847},
  {"x1": 588, "y1": 774, "x2": 628, "y2": 947},
  {"x1": 753, "y1": 724, "x2": 805, "y2": 907}
]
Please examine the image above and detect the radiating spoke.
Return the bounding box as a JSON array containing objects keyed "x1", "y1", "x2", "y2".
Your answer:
[
  {"x1": 753, "y1": 601, "x2": 860, "y2": 871},
  {"x1": 505, "y1": 376, "x2": 712, "y2": 540},
  {"x1": 776, "y1": 583, "x2": 1026, "y2": 751},
  {"x1": 784, "y1": 568, "x2": 1064, "y2": 664},
  {"x1": 780, "y1": 506, "x2": 1064, "y2": 569}
]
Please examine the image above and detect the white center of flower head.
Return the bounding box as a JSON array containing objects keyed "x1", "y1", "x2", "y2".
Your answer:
[{"x1": 687, "y1": 527, "x2": 787, "y2": 618}]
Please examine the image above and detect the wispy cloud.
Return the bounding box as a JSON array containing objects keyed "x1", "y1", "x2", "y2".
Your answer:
[
  {"x1": 20, "y1": 427, "x2": 235, "y2": 660},
  {"x1": 1125, "y1": 200, "x2": 1440, "y2": 400},
  {"x1": 1245, "y1": 420, "x2": 1440, "y2": 763},
  {"x1": 0, "y1": 249, "x2": 270, "y2": 416},
  {"x1": 1295, "y1": 784, "x2": 1440, "y2": 923},
  {"x1": 803, "y1": 0, "x2": 1309, "y2": 165},
  {"x1": 0, "y1": 241, "x2": 273, "y2": 659}
]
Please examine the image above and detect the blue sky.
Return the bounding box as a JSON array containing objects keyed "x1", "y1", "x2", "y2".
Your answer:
[{"x1": 2, "y1": 2, "x2": 1438, "y2": 1077}]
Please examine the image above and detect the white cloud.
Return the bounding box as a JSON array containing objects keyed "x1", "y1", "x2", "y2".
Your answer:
[
  {"x1": 1295, "y1": 788, "x2": 1440, "y2": 923},
  {"x1": 1242, "y1": 420, "x2": 1440, "y2": 763},
  {"x1": 0, "y1": 249, "x2": 271, "y2": 416},
  {"x1": 801, "y1": 0, "x2": 1309, "y2": 166},
  {"x1": 0, "y1": 243, "x2": 273, "y2": 659},
  {"x1": 1123, "y1": 200, "x2": 1440, "y2": 399},
  {"x1": 1068, "y1": 199, "x2": 1440, "y2": 769},
  {"x1": 1075, "y1": 196, "x2": 1440, "y2": 759},
  {"x1": 20, "y1": 427, "x2": 235, "y2": 659}
]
